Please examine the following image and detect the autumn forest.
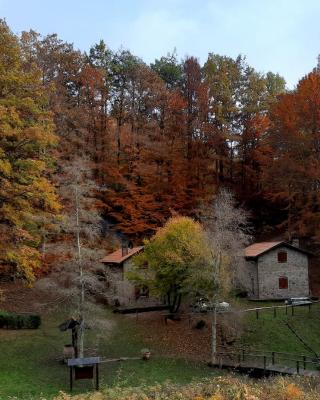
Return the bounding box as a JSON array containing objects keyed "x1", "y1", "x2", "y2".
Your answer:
[{"x1": 1, "y1": 19, "x2": 320, "y2": 283}]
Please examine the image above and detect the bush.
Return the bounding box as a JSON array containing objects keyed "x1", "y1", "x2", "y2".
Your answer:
[
  {"x1": 0, "y1": 310, "x2": 41, "y2": 329},
  {"x1": 52, "y1": 376, "x2": 320, "y2": 400}
]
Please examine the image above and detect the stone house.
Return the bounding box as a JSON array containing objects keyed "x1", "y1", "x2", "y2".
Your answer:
[
  {"x1": 243, "y1": 241, "x2": 311, "y2": 300},
  {"x1": 101, "y1": 244, "x2": 154, "y2": 306}
]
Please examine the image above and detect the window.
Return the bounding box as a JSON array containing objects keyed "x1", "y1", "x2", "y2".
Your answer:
[
  {"x1": 277, "y1": 251, "x2": 287, "y2": 263},
  {"x1": 135, "y1": 285, "x2": 149, "y2": 299},
  {"x1": 279, "y1": 276, "x2": 288, "y2": 289}
]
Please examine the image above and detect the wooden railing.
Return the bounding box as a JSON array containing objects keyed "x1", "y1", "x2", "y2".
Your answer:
[{"x1": 215, "y1": 349, "x2": 320, "y2": 374}]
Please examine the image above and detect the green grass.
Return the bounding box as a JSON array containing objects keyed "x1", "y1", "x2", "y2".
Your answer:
[
  {"x1": 239, "y1": 300, "x2": 320, "y2": 366},
  {"x1": 0, "y1": 309, "x2": 220, "y2": 399},
  {"x1": 4, "y1": 300, "x2": 319, "y2": 399}
]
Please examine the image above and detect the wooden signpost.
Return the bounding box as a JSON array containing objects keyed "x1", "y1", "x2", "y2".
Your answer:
[{"x1": 67, "y1": 357, "x2": 100, "y2": 391}]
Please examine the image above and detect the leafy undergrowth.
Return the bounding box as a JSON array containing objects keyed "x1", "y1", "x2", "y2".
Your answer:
[{"x1": 53, "y1": 376, "x2": 320, "y2": 400}]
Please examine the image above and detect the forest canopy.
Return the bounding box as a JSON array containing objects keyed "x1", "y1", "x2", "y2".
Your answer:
[{"x1": 0, "y1": 19, "x2": 319, "y2": 281}]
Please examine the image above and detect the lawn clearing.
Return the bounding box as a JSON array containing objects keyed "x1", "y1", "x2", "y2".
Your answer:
[
  {"x1": 0, "y1": 308, "x2": 221, "y2": 399},
  {"x1": 239, "y1": 300, "x2": 320, "y2": 361}
]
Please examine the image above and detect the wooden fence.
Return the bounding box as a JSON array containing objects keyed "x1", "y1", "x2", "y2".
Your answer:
[{"x1": 215, "y1": 349, "x2": 320, "y2": 375}]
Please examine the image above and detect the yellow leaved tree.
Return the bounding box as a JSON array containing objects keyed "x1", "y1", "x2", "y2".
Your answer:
[{"x1": 0, "y1": 20, "x2": 60, "y2": 283}]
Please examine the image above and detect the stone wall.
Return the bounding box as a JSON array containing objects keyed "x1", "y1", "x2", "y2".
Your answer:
[
  {"x1": 257, "y1": 246, "x2": 309, "y2": 299},
  {"x1": 104, "y1": 259, "x2": 160, "y2": 306},
  {"x1": 239, "y1": 260, "x2": 258, "y2": 297}
]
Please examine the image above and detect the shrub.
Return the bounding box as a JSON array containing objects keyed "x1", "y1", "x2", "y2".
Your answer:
[
  {"x1": 0, "y1": 310, "x2": 41, "y2": 329},
  {"x1": 51, "y1": 376, "x2": 320, "y2": 400}
]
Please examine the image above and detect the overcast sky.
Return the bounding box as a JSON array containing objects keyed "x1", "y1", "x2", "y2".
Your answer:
[{"x1": 1, "y1": 0, "x2": 319, "y2": 88}]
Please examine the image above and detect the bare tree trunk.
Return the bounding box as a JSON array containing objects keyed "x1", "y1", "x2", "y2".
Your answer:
[
  {"x1": 211, "y1": 306, "x2": 217, "y2": 365},
  {"x1": 75, "y1": 186, "x2": 85, "y2": 358}
]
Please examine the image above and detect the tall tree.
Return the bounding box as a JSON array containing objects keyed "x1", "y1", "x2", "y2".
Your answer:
[
  {"x1": 0, "y1": 21, "x2": 60, "y2": 282},
  {"x1": 151, "y1": 50, "x2": 182, "y2": 90},
  {"x1": 130, "y1": 216, "x2": 210, "y2": 313},
  {"x1": 261, "y1": 71, "x2": 320, "y2": 241}
]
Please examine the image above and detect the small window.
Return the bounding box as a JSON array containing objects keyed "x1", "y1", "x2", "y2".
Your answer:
[
  {"x1": 279, "y1": 276, "x2": 288, "y2": 289},
  {"x1": 135, "y1": 285, "x2": 149, "y2": 299},
  {"x1": 278, "y1": 251, "x2": 287, "y2": 263},
  {"x1": 141, "y1": 261, "x2": 148, "y2": 269}
]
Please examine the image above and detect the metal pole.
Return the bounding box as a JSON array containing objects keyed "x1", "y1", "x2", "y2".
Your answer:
[{"x1": 211, "y1": 307, "x2": 217, "y2": 365}]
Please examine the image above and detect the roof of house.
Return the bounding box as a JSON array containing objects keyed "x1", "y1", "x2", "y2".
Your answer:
[
  {"x1": 245, "y1": 241, "x2": 312, "y2": 259},
  {"x1": 100, "y1": 246, "x2": 144, "y2": 264}
]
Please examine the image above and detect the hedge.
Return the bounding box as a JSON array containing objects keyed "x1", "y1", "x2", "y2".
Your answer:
[{"x1": 0, "y1": 310, "x2": 41, "y2": 329}]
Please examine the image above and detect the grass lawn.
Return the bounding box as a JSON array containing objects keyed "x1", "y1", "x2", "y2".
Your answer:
[
  {"x1": 238, "y1": 300, "x2": 320, "y2": 365},
  {"x1": 0, "y1": 309, "x2": 221, "y2": 399},
  {"x1": 3, "y1": 300, "x2": 320, "y2": 399}
]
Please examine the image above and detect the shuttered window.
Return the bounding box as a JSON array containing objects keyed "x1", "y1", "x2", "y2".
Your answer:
[
  {"x1": 277, "y1": 251, "x2": 287, "y2": 263},
  {"x1": 279, "y1": 276, "x2": 288, "y2": 289}
]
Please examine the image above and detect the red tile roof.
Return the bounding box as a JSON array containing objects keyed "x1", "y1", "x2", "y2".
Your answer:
[
  {"x1": 245, "y1": 241, "x2": 312, "y2": 258},
  {"x1": 100, "y1": 246, "x2": 144, "y2": 264},
  {"x1": 245, "y1": 241, "x2": 283, "y2": 258}
]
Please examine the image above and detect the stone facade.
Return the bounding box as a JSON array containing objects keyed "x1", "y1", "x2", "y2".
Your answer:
[
  {"x1": 104, "y1": 258, "x2": 159, "y2": 307},
  {"x1": 244, "y1": 245, "x2": 310, "y2": 299}
]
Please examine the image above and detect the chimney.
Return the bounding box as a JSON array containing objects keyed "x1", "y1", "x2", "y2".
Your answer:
[
  {"x1": 291, "y1": 237, "x2": 300, "y2": 247},
  {"x1": 121, "y1": 241, "x2": 129, "y2": 257}
]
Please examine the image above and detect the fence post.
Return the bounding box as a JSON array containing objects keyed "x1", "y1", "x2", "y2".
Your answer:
[
  {"x1": 263, "y1": 356, "x2": 266, "y2": 371},
  {"x1": 273, "y1": 307, "x2": 277, "y2": 318},
  {"x1": 272, "y1": 352, "x2": 275, "y2": 365},
  {"x1": 256, "y1": 309, "x2": 259, "y2": 320},
  {"x1": 242, "y1": 349, "x2": 245, "y2": 361},
  {"x1": 291, "y1": 306, "x2": 294, "y2": 316},
  {"x1": 296, "y1": 360, "x2": 300, "y2": 374},
  {"x1": 303, "y1": 356, "x2": 306, "y2": 370}
]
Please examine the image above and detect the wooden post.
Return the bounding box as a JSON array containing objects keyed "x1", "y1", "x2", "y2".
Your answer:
[
  {"x1": 272, "y1": 352, "x2": 275, "y2": 365},
  {"x1": 303, "y1": 356, "x2": 306, "y2": 370},
  {"x1": 96, "y1": 364, "x2": 99, "y2": 390},
  {"x1": 273, "y1": 307, "x2": 277, "y2": 318},
  {"x1": 292, "y1": 305, "x2": 294, "y2": 316},
  {"x1": 70, "y1": 366, "x2": 73, "y2": 392},
  {"x1": 296, "y1": 360, "x2": 300, "y2": 374},
  {"x1": 256, "y1": 309, "x2": 259, "y2": 320}
]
